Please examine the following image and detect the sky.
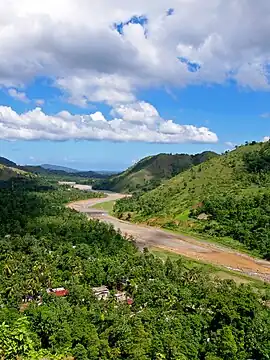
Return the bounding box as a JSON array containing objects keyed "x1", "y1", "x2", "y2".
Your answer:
[{"x1": 0, "y1": 0, "x2": 270, "y2": 170}]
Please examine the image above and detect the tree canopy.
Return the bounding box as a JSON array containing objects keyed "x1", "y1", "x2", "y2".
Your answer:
[{"x1": 0, "y1": 177, "x2": 269, "y2": 359}]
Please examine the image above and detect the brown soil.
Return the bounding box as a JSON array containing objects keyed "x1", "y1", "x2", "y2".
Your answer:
[{"x1": 68, "y1": 194, "x2": 270, "y2": 283}]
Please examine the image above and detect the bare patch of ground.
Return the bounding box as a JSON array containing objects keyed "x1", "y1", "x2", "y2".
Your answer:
[{"x1": 68, "y1": 194, "x2": 270, "y2": 283}]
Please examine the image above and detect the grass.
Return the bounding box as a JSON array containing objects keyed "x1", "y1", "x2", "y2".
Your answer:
[
  {"x1": 90, "y1": 200, "x2": 116, "y2": 214},
  {"x1": 94, "y1": 152, "x2": 218, "y2": 194},
  {"x1": 150, "y1": 247, "x2": 269, "y2": 290},
  {"x1": 175, "y1": 210, "x2": 190, "y2": 221}
]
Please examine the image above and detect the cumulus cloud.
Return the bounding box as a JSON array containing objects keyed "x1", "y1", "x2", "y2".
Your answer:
[
  {"x1": 8, "y1": 88, "x2": 29, "y2": 103},
  {"x1": 0, "y1": 0, "x2": 270, "y2": 106},
  {"x1": 263, "y1": 136, "x2": 270, "y2": 142},
  {"x1": 57, "y1": 74, "x2": 135, "y2": 106},
  {"x1": 0, "y1": 102, "x2": 218, "y2": 143}
]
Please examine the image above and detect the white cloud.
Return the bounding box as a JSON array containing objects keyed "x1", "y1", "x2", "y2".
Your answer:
[
  {"x1": 261, "y1": 112, "x2": 270, "y2": 118},
  {"x1": 0, "y1": 0, "x2": 269, "y2": 106},
  {"x1": 35, "y1": 99, "x2": 45, "y2": 106},
  {"x1": 263, "y1": 136, "x2": 270, "y2": 142},
  {"x1": 0, "y1": 102, "x2": 218, "y2": 144},
  {"x1": 111, "y1": 102, "x2": 159, "y2": 126},
  {"x1": 57, "y1": 74, "x2": 135, "y2": 106},
  {"x1": 8, "y1": 88, "x2": 29, "y2": 103},
  {"x1": 225, "y1": 141, "x2": 235, "y2": 148}
]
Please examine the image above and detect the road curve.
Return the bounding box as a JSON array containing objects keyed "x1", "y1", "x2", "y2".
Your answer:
[{"x1": 68, "y1": 193, "x2": 270, "y2": 283}]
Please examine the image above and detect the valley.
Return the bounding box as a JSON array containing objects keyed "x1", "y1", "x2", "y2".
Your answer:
[
  {"x1": 0, "y1": 152, "x2": 269, "y2": 359},
  {"x1": 68, "y1": 194, "x2": 270, "y2": 283}
]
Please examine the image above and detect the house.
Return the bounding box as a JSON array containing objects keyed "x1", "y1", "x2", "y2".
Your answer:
[
  {"x1": 46, "y1": 287, "x2": 69, "y2": 297},
  {"x1": 127, "y1": 297, "x2": 134, "y2": 305},
  {"x1": 92, "y1": 286, "x2": 134, "y2": 305},
  {"x1": 115, "y1": 291, "x2": 134, "y2": 305},
  {"x1": 115, "y1": 291, "x2": 127, "y2": 302},
  {"x1": 92, "y1": 286, "x2": 110, "y2": 300}
]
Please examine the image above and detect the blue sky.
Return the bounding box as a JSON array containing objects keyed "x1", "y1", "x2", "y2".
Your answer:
[
  {"x1": 1, "y1": 83, "x2": 268, "y2": 170},
  {"x1": 0, "y1": 1, "x2": 269, "y2": 170}
]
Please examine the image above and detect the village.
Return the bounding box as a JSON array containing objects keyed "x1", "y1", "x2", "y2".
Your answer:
[{"x1": 20, "y1": 281, "x2": 133, "y2": 311}]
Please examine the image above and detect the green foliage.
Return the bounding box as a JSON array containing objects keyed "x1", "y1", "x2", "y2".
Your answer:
[
  {"x1": 192, "y1": 191, "x2": 270, "y2": 258},
  {"x1": 0, "y1": 318, "x2": 35, "y2": 359},
  {"x1": 243, "y1": 141, "x2": 270, "y2": 173},
  {"x1": 0, "y1": 177, "x2": 269, "y2": 359},
  {"x1": 94, "y1": 151, "x2": 218, "y2": 194},
  {"x1": 114, "y1": 141, "x2": 270, "y2": 258}
]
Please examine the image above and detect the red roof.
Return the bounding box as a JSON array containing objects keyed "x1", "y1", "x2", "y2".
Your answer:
[
  {"x1": 54, "y1": 289, "x2": 69, "y2": 297},
  {"x1": 127, "y1": 298, "x2": 133, "y2": 305},
  {"x1": 47, "y1": 288, "x2": 69, "y2": 297}
]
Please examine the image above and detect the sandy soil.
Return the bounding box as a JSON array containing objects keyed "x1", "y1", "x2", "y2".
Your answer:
[{"x1": 68, "y1": 193, "x2": 270, "y2": 283}]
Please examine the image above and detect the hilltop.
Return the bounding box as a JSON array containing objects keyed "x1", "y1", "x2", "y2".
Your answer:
[
  {"x1": 0, "y1": 156, "x2": 17, "y2": 168},
  {"x1": 0, "y1": 156, "x2": 31, "y2": 182},
  {"x1": 114, "y1": 141, "x2": 270, "y2": 258},
  {"x1": 0, "y1": 164, "x2": 30, "y2": 182},
  {"x1": 94, "y1": 151, "x2": 218, "y2": 193}
]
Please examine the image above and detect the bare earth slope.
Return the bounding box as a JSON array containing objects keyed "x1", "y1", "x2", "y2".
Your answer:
[{"x1": 68, "y1": 193, "x2": 270, "y2": 283}]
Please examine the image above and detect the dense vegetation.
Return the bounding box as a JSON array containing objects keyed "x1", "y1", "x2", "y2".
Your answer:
[
  {"x1": 0, "y1": 164, "x2": 32, "y2": 182},
  {"x1": 0, "y1": 176, "x2": 269, "y2": 359},
  {"x1": 0, "y1": 157, "x2": 17, "y2": 168},
  {"x1": 94, "y1": 151, "x2": 218, "y2": 194},
  {"x1": 114, "y1": 141, "x2": 270, "y2": 258}
]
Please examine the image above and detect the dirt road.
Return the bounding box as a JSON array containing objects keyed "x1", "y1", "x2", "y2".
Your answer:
[{"x1": 68, "y1": 193, "x2": 270, "y2": 283}]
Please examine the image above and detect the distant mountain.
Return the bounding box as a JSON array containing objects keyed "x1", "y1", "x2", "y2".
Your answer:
[
  {"x1": 93, "y1": 151, "x2": 218, "y2": 194},
  {"x1": 0, "y1": 156, "x2": 108, "y2": 180},
  {"x1": 41, "y1": 164, "x2": 79, "y2": 173},
  {"x1": 74, "y1": 170, "x2": 107, "y2": 178},
  {"x1": 41, "y1": 164, "x2": 118, "y2": 177},
  {"x1": 98, "y1": 170, "x2": 120, "y2": 175},
  {"x1": 21, "y1": 165, "x2": 108, "y2": 179},
  {"x1": 0, "y1": 156, "x2": 17, "y2": 168}
]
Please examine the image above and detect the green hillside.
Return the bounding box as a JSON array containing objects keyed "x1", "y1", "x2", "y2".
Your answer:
[
  {"x1": 94, "y1": 151, "x2": 218, "y2": 193},
  {"x1": 0, "y1": 156, "x2": 17, "y2": 168},
  {"x1": 114, "y1": 141, "x2": 270, "y2": 258},
  {"x1": 0, "y1": 177, "x2": 269, "y2": 359},
  {"x1": 0, "y1": 164, "x2": 30, "y2": 182}
]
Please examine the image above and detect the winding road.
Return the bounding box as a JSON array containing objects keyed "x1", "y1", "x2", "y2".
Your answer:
[{"x1": 68, "y1": 192, "x2": 270, "y2": 283}]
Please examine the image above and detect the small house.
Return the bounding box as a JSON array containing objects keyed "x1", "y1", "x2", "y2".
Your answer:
[
  {"x1": 92, "y1": 286, "x2": 110, "y2": 300},
  {"x1": 115, "y1": 291, "x2": 134, "y2": 305},
  {"x1": 46, "y1": 287, "x2": 69, "y2": 297}
]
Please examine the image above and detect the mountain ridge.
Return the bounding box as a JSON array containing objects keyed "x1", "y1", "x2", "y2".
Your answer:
[
  {"x1": 0, "y1": 156, "x2": 108, "y2": 179},
  {"x1": 93, "y1": 151, "x2": 218, "y2": 193},
  {"x1": 41, "y1": 164, "x2": 79, "y2": 173},
  {"x1": 113, "y1": 141, "x2": 270, "y2": 258}
]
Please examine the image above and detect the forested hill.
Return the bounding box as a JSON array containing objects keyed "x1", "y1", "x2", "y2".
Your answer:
[
  {"x1": 114, "y1": 141, "x2": 270, "y2": 258},
  {"x1": 94, "y1": 151, "x2": 218, "y2": 193},
  {"x1": 0, "y1": 156, "x2": 17, "y2": 168},
  {"x1": 0, "y1": 177, "x2": 269, "y2": 359},
  {"x1": 0, "y1": 164, "x2": 31, "y2": 182}
]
